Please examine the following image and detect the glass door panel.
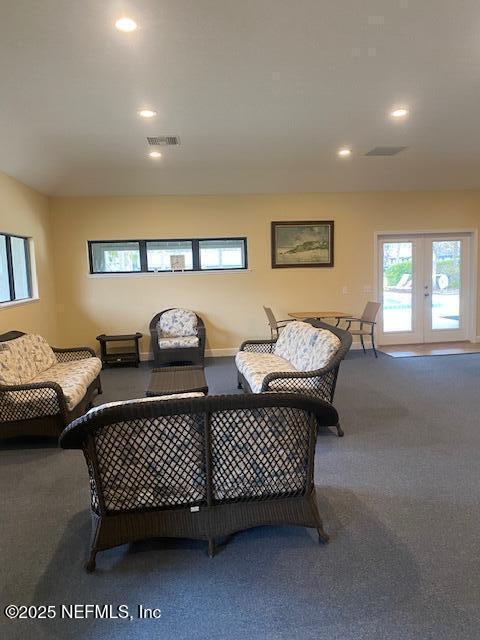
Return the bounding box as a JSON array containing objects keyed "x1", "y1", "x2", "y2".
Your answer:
[
  {"x1": 424, "y1": 237, "x2": 467, "y2": 342},
  {"x1": 431, "y1": 241, "x2": 461, "y2": 330},
  {"x1": 382, "y1": 241, "x2": 413, "y2": 333}
]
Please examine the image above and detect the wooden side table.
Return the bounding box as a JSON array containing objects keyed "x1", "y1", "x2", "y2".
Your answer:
[{"x1": 96, "y1": 333, "x2": 143, "y2": 368}]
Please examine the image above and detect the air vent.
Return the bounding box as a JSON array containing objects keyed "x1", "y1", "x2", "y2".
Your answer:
[
  {"x1": 365, "y1": 146, "x2": 407, "y2": 156},
  {"x1": 146, "y1": 136, "x2": 181, "y2": 146}
]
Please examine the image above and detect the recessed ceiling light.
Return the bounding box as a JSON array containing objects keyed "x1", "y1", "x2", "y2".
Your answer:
[
  {"x1": 338, "y1": 148, "x2": 352, "y2": 157},
  {"x1": 138, "y1": 109, "x2": 157, "y2": 119},
  {"x1": 149, "y1": 151, "x2": 162, "y2": 158},
  {"x1": 115, "y1": 17, "x2": 137, "y2": 32},
  {"x1": 390, "y1": 107, "x2": 409, "y2": 119}
]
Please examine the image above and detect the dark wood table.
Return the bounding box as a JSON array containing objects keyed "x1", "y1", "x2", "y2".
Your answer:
[
  {"x1": 146, "y1": 365, "x2": 208, "y2": 397},
  {"x1": 96, "y1": 333, "x2": 142, "y2": 367}
]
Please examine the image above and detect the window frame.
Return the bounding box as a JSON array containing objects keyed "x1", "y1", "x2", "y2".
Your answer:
[
  {"x1": 0, "y1": 232, "x2": 33, "y2": 304},
  {"x1": 88, "y1": 237, "x2": 248, "y2": 275}
]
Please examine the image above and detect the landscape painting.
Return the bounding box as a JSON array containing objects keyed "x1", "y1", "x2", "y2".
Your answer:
[{"x1": 271, "y1": 221, "x2": 334, "y2": 268}]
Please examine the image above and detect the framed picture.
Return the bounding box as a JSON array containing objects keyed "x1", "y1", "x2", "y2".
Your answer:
[
  {"x1": 271, "y1": 221, "x2": 334, "y2": 268},
  {"x1": 170, "y1": 254, "x2": 186, "y2": 271}
]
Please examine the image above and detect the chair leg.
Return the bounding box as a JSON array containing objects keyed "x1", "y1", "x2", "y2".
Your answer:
[
  {"x1": 336, "y1": 422, "x2": 344, "y2": 437},
  {"x1": 208, "y1": 538, "x2": 215, "y2": 558},
  {"x1": 85, "y1": 550, "x2": 97, "y2": 573},
  {"x1": 371, "y1": 331, "x2": 378, "y2": 358},
  {"x1": 360, "y1": 335, "x2": 366, "y2": 353},
  {"x1": 317, "y1": 525, "x2": 330, "y2": 544}
]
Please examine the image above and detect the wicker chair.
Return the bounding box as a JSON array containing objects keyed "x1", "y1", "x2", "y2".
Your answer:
[
  {"x1": 149, "y1": 309, "x2": 206, "y2": 367},
  {"x1": 60, "y1": 392, "x2": 338, "y2": 572},
  {"x1": 0, "y1": 330, "x2": 102, "y2": 440},
  {"x1": 236, "y1": 320, "x2": 351, "y2": 436}
]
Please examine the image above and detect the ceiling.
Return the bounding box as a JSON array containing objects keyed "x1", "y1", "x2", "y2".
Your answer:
[{"x1": 1, "y1": 0, "x2": 480, "y2": 196}]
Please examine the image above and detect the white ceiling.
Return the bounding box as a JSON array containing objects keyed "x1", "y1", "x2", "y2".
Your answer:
[{"x1": 1, "y1": 0, "x2": 480, "y2": 196}]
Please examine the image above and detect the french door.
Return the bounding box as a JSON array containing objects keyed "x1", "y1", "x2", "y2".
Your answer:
[{"x1": 377, "y1": 234, "x2": 471, "y2": 345}]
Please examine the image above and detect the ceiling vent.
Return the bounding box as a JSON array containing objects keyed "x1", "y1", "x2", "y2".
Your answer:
[
  {"x1": 146, "y1": 136, "x2": 181, "y2": 146},
  {"x1": 365, "y1": 146, "x2": 408, "y2": 156}
]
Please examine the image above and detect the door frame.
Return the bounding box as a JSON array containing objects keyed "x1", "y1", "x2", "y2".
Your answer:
[{"x1": 373, "y1": 228, "x2": 478, "y2": 345}]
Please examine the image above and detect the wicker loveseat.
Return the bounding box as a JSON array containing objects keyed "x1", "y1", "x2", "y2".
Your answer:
[
  {"x1": 236, "y1": 320, "x2": 351, "y2": 436},
  {"x1": 59, "y1": 392, "x2": 338, "y2": 572},
  {"x1": 0, "y1": 331, "x2": 102, "y2": 440},
  {"x1": 149, "y1": 308, "x2": 206, "y2": 366}
]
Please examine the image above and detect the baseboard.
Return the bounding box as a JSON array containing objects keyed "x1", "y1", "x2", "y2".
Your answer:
[
  {"x1": 140, "y1": 348, "x2": 238, "y2": 361},
  {"x1": 142, "y1": 343, "x2": 365, "y2": 361},
  {"x1": 206, "y1": 348, "x2": 238, "y2": 357}
]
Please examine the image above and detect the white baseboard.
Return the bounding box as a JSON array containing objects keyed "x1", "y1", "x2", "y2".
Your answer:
[
  {"x1": 206, "y1": 348, "x2": 238, "y2": 357},
  {"x1": 140, "y1": 348, "x2": 238, "y2": 361},
  {"x1": 141, "y1": 343, "x2": 365, "y2": 361}
]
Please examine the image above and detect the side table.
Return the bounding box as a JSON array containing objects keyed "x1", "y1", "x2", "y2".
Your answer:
[{"x1": 96, "y1": 333, "x2": 143, "y2": 368}]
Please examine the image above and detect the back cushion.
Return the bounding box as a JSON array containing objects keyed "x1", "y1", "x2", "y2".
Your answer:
[
  {"x1": 0, "y1": 334, "x2": 56, "y2": 385},
  {"x1": 158, "y1": 308, "x2": 198, "y2": 338},
  {"x1": 274, "y1": 321, "x2": 340, "y2": 371}
]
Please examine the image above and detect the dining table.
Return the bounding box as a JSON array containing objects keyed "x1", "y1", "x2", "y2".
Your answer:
[{"x1": 288, "y1": 311, "x2": 350, "y2": 326}]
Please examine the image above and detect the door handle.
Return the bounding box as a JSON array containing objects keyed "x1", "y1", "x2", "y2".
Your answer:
[{"x1": 424, "y1": 292, "x2": 430, "y2": 297}]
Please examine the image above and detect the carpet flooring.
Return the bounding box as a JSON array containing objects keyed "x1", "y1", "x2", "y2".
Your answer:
[{"x1": 1, "y1": 352, "x2": 479, "y2": 640}]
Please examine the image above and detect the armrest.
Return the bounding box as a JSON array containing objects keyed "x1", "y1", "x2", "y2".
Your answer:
[
  {"x1": 239, "y1": 339, "x2": 277, "y2": 353},
  {"x1": 53, "y1": 346, "x2": 96, "y2": 362},
  {"x1": 0, "y1": 381, "x2": 68, "y2": 421}
]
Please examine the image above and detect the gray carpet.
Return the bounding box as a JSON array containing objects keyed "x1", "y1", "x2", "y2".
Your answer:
[{"x1": 1, "y1": 352, "x2": 479, "y2": 639}]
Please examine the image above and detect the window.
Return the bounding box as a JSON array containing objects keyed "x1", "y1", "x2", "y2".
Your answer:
[
  {"x1": 146, "y1": 241, "x2": 193, "y2": 271},
  {"x1": 0, "y1": 233, "x2": 32, "y2": 303},
  {"x1": 199, "y1": 239, "x2": 246, "y2": 270},
  {"x1": 90, "y1": 241, "x2": 141, "y2": 273},
  {"x1": 88, "y1": 238, "x2": 247, "y2": 274}
]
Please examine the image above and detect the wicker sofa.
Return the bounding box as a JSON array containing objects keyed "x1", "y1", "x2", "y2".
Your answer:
[
  {"x1": 236, "y1": 320, "x2": 351, "y2": 436},
  {"x1": 0, "y1": 331, "x2": 102, "y2": 440},
  {"x1": 59, "y1": 392, "x2": 339, "y2": 572},
  {"x1": 149, "y1": 308, "x2": 206, "y2": 367}
]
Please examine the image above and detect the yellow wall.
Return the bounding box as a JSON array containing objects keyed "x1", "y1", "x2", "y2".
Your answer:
[
  {"x1": 0, "y1": 172, "x2": 58, "y2": 342},
  {"x1": 50, "y1": 192, "x2": 480, "y2": 355}
]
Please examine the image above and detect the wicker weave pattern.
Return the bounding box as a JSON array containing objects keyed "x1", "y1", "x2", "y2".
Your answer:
[
  {"x1": 54, "y1": 347, "x2": 96, "y2": 363},
  {"x1": 211, "y1": 406, "x2": 309, "y2": 501},
  {"x1": 239, "y1": 339, "x2": 276, "y2": 354},
  {"x1": 0, "y1": 382, "x2": 65, "y2": 422},
  {"x1": 263, "y1": 368, "x2": 337, "y2": 402},
  {"x1": 93, "y1": 414, "x2": 207, "y2": 512}
]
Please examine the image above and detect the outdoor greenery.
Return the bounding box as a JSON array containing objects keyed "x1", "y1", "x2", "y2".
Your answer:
[{"x1": 385, "y1": 258, "x2": 459, "y2": 289}]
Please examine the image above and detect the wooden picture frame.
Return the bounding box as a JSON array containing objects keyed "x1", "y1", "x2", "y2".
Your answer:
[{"x1": 271, "y1": 221, "x2": 334, "y2": 268}]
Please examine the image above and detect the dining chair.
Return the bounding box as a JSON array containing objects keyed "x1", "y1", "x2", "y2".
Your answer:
[
  {"x1": 263, "y1": 306, "x2": 294, "y2": 341},
  {"x1": 344, "y1": 301, "x2": 381, "y2": 357}
]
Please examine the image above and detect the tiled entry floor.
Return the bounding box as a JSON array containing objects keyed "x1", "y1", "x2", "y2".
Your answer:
[{"x1": 378, "y1": 341, "x2": 480, "y2": 358}]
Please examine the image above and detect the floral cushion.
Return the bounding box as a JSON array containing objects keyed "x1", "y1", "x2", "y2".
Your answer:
[
  {"x1": 0, "y1": 334, "x2": 57, "y2": 385},
  {"x1": 158, "y1": 335, "x2": 199, "y2": 349},
  {"x1": 158, "y1": 308, "x2": 198, "y2": 338},
  {"x1": 95, "y1": 412, "x2": 206, "y2": 511},
  {"x1": 32, "y1": 358, "x2": 102, "y2": 410},
  {"x1": 273, "y1": 321, "x2": 340, "y2": 371},
  {"x1": 212, "y1": 406, "x2": 309, "y2": 500},
  {"x1": 235, "y1": 351, "x2": 295, "y2": 393}
]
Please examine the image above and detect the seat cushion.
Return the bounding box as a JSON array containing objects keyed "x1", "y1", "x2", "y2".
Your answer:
[
  {"x1": 273, "y1": 321, "x2": 340, "y2": 371},
  {"x1": 0, "y1": 334, "x2": 57, "y2": 385},
  {"x1": 158, "y1": 335, "x2": 199, "y2": 349},
  {"x1": 31, "y1": 357, "x2": 102, "y2": 411},
  {"x1": 158, "y1": 308, "x2": 198, "y2": 338},
  {"x1": 94, "y1": 411, "x2": 206, "y2": 511},
  {"x1": 235, "y1": 351, "x2": 295, "y2": 393}
]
